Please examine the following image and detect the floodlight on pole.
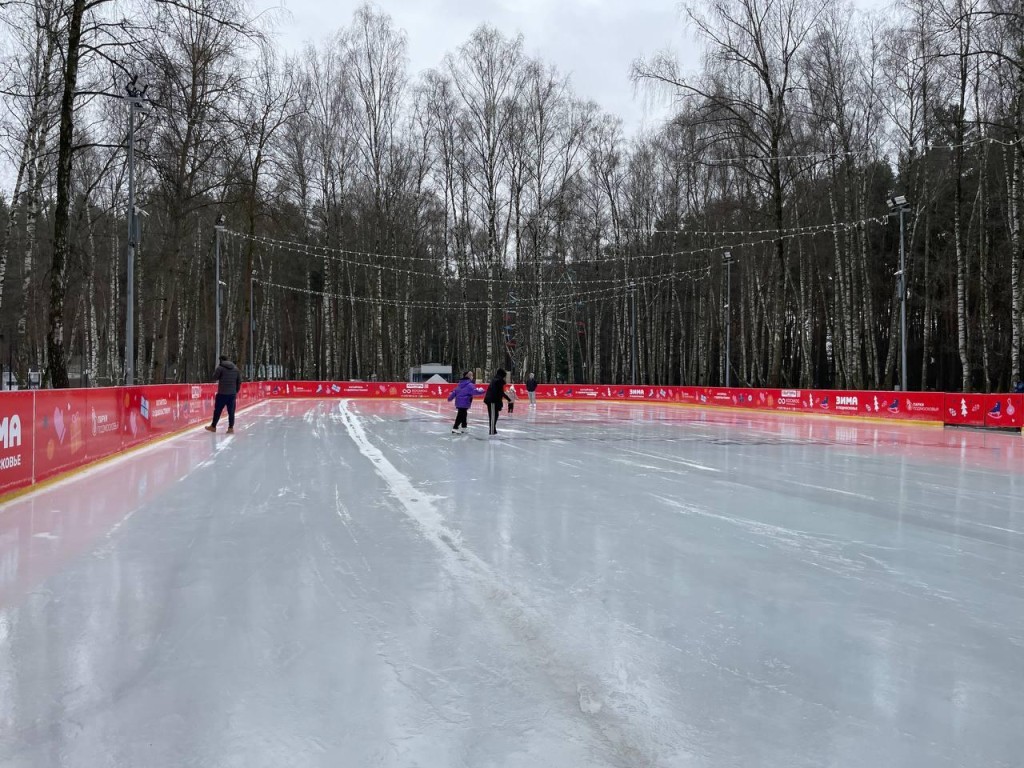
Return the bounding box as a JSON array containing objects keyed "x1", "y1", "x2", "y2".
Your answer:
[
  {"x1": 214, "y1": 214, "x2": 226, "y2": 366},
  {"x1": 887, "y1": 194, "x2": 911, "y2": 392},
  {"x1": 723, "y1": 251, "x2": 733, "y2": 388},
  {"x1": 124, "y1": 74, "x2": 149, "y2": 386},
  {"x1": 250, "y1": 269, "x2": 256, "y2": 380},
  {"x1": 629, "y1": 281, "x2": 638, "y2": 385}
]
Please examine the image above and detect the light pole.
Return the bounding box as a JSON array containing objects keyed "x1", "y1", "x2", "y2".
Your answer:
[
  {"x1": 250, "y1": 269, "x2": 256, "y2": 380},
  {"x1": 723, "y1": 250, "x2": 733, "y2": 388},
  {"x1": 124, "y1": 75, "x2": 148, "y2": 386},
  {"x1": 629, "y1": 281, "x2": 638, "y2": 385},
  {"x1": 214, "y1": 214, "x2": 225, "y2": 365},
  {"x1": 887, "y1": 194, "x2": 911, "y2": 392}
]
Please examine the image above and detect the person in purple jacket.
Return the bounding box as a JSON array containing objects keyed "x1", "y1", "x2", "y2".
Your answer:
[{"x1": 446, "y1": 371, "x2": 483, "y2": 434}]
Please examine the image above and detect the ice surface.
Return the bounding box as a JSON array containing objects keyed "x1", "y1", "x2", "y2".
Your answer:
[{"x1": 1, "y1": 399, "x2": 1023, "y2": 767}]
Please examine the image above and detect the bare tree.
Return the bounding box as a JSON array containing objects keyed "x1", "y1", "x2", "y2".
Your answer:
[
  {"x1": 145, "y1": 0, "x2": 254, "y2": 383},
  {"x1": 233, "y1": 44, "x2": 297, "y2": 376},
  {"x1": 634, "y1": 0, "x2": 826, "y2": 385},
  {"x1": 446, "y1": 25, "x2": 525, "y2": 373},
  {"x1": 347, "y1": 2, "x2": 408, "y2": 378}
]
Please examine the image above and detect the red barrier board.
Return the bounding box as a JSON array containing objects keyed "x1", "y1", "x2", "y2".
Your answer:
[
  {"x1": 804, "y1": 389, "x2": 945, "y2": 423},
  {"x1": 122, "y1": 384, "x2": 203, "y2": 450},
  {"x1": 680, "y1": 387, "x2": 945, "y2": 423},
  {"x1": 32, "y1": 389, "x2": 94, "y2": 483},
  {"x1": 268, "y1": 381, "x2": 450, "y2": 399},
  {"x1": 15, "y1": 382, "x2": 263, "y2": 493},
  {"x1": 944, "y1": 393, "x2": 1024, "y2": 429},
  {"x1": 32, "y1": 385, "x2": 191, "y2": 483},
  {"x1": 84, "y1": 387, "x2": 125, "y2": 464},
  {"x1": 0, "y1": 392, "x2": 34, "y2": 496}
]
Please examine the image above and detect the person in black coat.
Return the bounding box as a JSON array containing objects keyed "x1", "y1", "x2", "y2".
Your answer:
[
  {"x1": 482, "y1": 368, "x2": 512, "y2": 435},
  {"x1": 205, "y1": 356, "x2": 242, "y2": 433}
]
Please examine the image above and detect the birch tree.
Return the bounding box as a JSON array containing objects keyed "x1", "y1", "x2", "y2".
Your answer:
[{"x1": 445, "y1": 26, "x2": 524, "y2": 373}]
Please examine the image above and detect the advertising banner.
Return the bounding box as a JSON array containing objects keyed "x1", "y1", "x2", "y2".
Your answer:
[
  {"x1": 32, "y1": 389, "x2": 93, "y2": 483},
  {"x1": 801, "y1": 390, "x2": 945, "y2": 423},
  {"x1": 944, "y1": 393, "x2": 1024, "y2": 429},
  {"x1": 666, "y1": 387, "x2": 944, "y2": 423},
  {"x1": 268, "y1": 381, "x2": 451, "y2": 399},
  {"x1": 0, "y1": 391, "x2": 33, "y2": 497},
  {"x1": 121, "y1": 384, "x2": 207, "y2": 451},
  {"x1": 84, "y1": 387, "x2": 125, "y2": 464}
]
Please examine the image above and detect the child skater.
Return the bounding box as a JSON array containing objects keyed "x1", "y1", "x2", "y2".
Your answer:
[
  {"x1": 505, "y1": 378, "x2": 517, "y2": 414},
  {"x1": 446, "y1": 371, "x2": 483, "y2": 434}
]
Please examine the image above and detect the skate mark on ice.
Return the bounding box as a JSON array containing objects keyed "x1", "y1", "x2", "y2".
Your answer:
[{"x1": 335, "y1": 400, "x2": 691, "y2": 767}]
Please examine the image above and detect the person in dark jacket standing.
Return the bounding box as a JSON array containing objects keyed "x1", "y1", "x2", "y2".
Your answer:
[
  {"x1": 446, "y1": 371, "x2": 483, "y2": 434},
  {"x1": 482, "y1": 368, "x2": 512, "y2": 436},
  {"x1": 525, "y1": 373, "x2": 538, "y2": 406},
  {"x1": 205, "y1": 356, "x2": 242, "y2": 434}
]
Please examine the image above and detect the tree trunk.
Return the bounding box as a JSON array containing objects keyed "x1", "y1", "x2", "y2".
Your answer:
[{"x1": 46, "y1": 0, "x2": 87, "y2": 388}]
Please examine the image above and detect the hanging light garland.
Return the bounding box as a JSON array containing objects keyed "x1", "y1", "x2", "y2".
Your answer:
[
  {"x1": 254, "y1": 263, "x2": 713, "y2": 312},
  {"x1": 223, "y1": 213, "x2": 884, "y2": 282}
]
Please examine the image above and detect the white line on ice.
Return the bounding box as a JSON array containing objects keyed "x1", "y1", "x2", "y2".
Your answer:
[
  {"x1": 334, "y1": 399, "x2": 683, "y2": 765},
  {"x1": 336, "y1": 400, "x2": 462, "y2": 550}
]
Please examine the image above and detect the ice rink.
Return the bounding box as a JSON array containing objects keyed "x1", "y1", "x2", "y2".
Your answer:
[{"x1": 1, "y1": 398, "x2": 1023, "y2": 767}]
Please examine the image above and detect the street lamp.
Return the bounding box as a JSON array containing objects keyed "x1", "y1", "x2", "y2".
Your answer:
[
  {"x1": 124, "y1": 74, "x2": 149, "y2": 386},
  {"x1": 629, "y1": 281, "x2": 638, "y2": 385},
  {"x1": 887, "y1": 194, "x2": 911, "y2": 392},
  {"x1": 250, "y1": 269, "x2": 256, "y2": 380},
  {"x1": 723, "y1": 251, "x2": 733, "y2": 388},
  {"x1": 214, "y1": 214, "x2": 225, "y2": 366}
]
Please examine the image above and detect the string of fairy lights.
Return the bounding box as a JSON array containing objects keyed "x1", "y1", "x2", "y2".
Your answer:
[
  {"x1": 230, "y1": 212, "x2": 890, "y2": 312},
  {"x1": 620, "y1": 217, "x2": 884, "y2": 240},
  {"x1": 673, "y1": 133, "x2": 1018, "y2": 168},
  {"x1": 224, "y1": 213, "x2": 884, "y2": 289},
  {"x1": 228, "y1": 134, "x2": 1020, "y2": 311},
  {"x1": 254, "y1": 262, "x2": 714, "y2": 311}
]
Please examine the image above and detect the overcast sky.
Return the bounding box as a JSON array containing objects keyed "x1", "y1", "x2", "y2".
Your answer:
[{"x1": 271, "y1": 0, "x2": 696, "y2": 134}]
